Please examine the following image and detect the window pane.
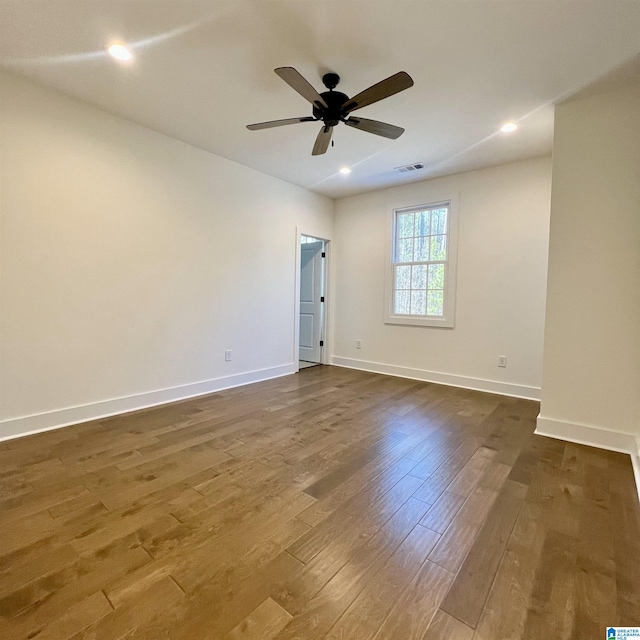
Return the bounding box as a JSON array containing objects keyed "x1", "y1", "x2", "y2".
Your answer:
[
  {"x1": 411, "y1": 290, "x2": 426, "y2": 315},
  {"x1": 428, "y1": 263, "x2": 445, "y2": 290},
  {"x1": 414, "y1": 236, "x2": 429, "y2": 261},
  {"x1": 427, "y1": 290, "x2": 444, "y2": 316},
  {"x1": 411, "y1": 265, "x2": 427, "y2": 289},
  {"x1": 396, "y1": 238, "x2": 413, "y2": 262},
  {"x1": 397, "y1": 212, "x2": 414, "y2": 238},
  {"x1": 415, "y1": 210, "x2": 430, "y2": 237},
  {"x1": 395, "y1": 265, "x2": 411, "y2": 289},
  {"x1": 395, "y1": 289, "x2": 410, "y2": 314},
  {"x1": 431, "y1": 208, "x2": 448, "y2": 235},
  {"x1": 430, "y1": 235, "x2": 447, "y2": 261}
]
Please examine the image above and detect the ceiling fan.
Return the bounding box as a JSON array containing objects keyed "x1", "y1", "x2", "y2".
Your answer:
[{"x1": 247, "y1": 67, "x2": 414, "y2": 156}]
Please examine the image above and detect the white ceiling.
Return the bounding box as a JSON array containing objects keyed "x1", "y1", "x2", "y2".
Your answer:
[{"x1": 2, "y1": 1, "x2": 640, "y2": 199}]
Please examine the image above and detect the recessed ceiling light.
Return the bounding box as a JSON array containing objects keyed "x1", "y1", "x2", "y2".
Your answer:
[
  {"x1": 339, "y1": 167, "x2": 352, "y2": 175},
  {"x1": 107, "y1": 43, "x2": 132, "y2": 62},
  {"x1": 500, "y1": 122, "x2": 518, "y2": 133}
]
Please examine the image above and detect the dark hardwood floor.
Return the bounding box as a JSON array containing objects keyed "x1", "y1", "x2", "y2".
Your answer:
[{"x1": 1, "y1": 366, "x2": 639, "y2": 639}]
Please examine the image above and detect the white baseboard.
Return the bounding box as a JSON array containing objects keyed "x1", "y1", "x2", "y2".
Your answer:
[
  {"x1": 632, "y1": 447, "x2": 640, "y2": 504},
  {"x1": 535, "y1": 416, "x2": 638, "y2": 455},
  {"x1": 0, "y1": 363, "x2": 296, "y2": 443},
  {"x1": 329, "y1": 356, "x2": 540, "y2": 401},
  {"x1": 536, "y1": 415, "x2": 640, "y2": 502}
]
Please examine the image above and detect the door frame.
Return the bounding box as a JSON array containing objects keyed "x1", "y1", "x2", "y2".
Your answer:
[{"x1": 294, "y1": 227, "x2": 331, "y2": 372}]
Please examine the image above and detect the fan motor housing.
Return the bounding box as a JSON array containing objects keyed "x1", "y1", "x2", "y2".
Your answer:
[{"x1": 314, "y1": 90, "x2": 349, "y2": 126}]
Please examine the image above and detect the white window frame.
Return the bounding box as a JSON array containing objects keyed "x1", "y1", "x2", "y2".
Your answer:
[{"x1": 384, "y1": 194, "x2": 459, "y2": 328}]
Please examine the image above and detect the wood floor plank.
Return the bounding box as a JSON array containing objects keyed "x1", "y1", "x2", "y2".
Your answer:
[
  {"x1": 171, "y1": 500, "x2": 313, "y2": 593},
  {"x1": 0, "y1": 367, "x2": 637, "y2": 640},
  {"x1": 472, "y1": 501, "x2": 549, "y2": 640},
  {"x1": 0, "y1": 484, "x2": 89, "y2": 527},
  {"x1": 225, "y1": 597, "x2": 292, "y2": 640},
  {"x1": 67, "y1": 576, "x2": 183, "y2": 640},
  {"x1": 427, "y1": 518, "x2": 482, "y2": 573},
  {"x1": 424, "y1": 609, "x2": 474, "y2": 640},
  {"x1": 287, "y1": 467, "x2": 422, "y2": 564},
  {"x1": 419, "y1": 490, "x2": 467, "y2": 534},
  {"x1": 372, "y1": 558, "x2": 453, "y2": 640},
  {"x1": 322, "y1": 524, "x2": 440, "y2": 640},
  {"x1": 24, "y1": 590, "x2": 113, "y2": 640},
  {"x1": 411, "y1": 436, "x2": 486, "y2": 504},
  {"x1": 609, "y1": 453, "x2": 640, "y2": 626},
  {"x1": 296, "y1": 452, "x2": 419, "y2": 528},
  {"x1": 0, "y1": 544, "x2": 79, "y2": 598},
  {"x1": 302, "y1": 431, "x2": 409, "y2": 499},
  {"x1": 521, "y1": 528, "x2": 578, "y2": 639},
  {"x1": 446, "y1": 447, "x2": 497, "y2": 496},
  {"x1": 271, "y1": 498, "x2": 430, "y2": 638},
  {"x1": 112, "y1": 546, "x2": 302, "y2": 640},
  {"x1": 440, "y1": 479, "x2": 527, "y2": 627},
  {"x1": 0, "y1": 544, "x2": 152, "y2": 639},
  {"x1": 427, "y1": 484, "x2": 501, "y2": 573},
  {"x1": 455, "y1": 485, "x2": 501, "y2": 524}
]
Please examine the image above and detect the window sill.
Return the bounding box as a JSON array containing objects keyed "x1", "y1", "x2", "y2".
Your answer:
[{"x1": 384, "y1": 315, "x2": 454, "y2": 328}]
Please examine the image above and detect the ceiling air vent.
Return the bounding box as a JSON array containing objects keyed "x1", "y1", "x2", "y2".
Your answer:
[{"x1": 395, "y1": 162, "x2": 425, "y2": 173}]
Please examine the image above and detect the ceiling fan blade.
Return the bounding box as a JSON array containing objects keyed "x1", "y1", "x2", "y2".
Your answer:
[
  {"x1": 312, "y1": 125, "x2": 333, "y2": 156},
  {"x1": 341, "y1": 71, "x2": 414, "y2": 113},
  {"x1": 275, "y1": 67, "x2": 328, "y2": 110},
  {"x1": 247, "y1": 117, "x2": 316, "y2": 130},
  {"x1": 345, "y1": 116, "x2": 405, "y2": 140}
]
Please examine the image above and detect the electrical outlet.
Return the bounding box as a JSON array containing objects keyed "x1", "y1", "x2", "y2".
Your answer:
[
  {"x1": 356, "y1": 340, "x2": 362, "y2": 349},
  {"x1": 225, "y1": 350, "x2": 232, "y2": 362},
  {"x1": 498, "y1": 355, "x2": 507, "y2": 368}
]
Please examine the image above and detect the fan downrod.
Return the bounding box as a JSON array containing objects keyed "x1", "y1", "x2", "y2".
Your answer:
[{"x1": 322, "y1": 73, "x2": 340, "y2": 90}]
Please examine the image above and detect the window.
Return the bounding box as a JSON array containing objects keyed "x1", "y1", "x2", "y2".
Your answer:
[{"x1": 385, "y1": 198, "x2": 458, "y2": 327}]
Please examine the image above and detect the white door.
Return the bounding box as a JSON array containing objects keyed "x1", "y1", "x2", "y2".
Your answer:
[{"x1": 299, "y1": 241, "x2": 324, "y2": 363}]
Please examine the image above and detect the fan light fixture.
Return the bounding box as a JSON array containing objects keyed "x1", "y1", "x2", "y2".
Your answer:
[
  {"x1": 500, "y1": 122, "x2": 518, "y2": 133},
  {"x1": 339, "y1": 167, "x2": 352, "y2": 175},
  {"x1": 108, "y1": 43, "x2": 132, "y2": 61},
  {"x1": 247, "y1": 67, "x2": 414, "y2": 156}
]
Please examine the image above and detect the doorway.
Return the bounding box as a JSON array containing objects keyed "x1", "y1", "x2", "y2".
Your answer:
[{"x1": 298, "y1": 234, "x2": 326, "y2": 369}]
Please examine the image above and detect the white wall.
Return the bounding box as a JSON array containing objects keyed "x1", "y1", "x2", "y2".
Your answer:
[
  {"x1": 0, "y1": 71, "x2": 333, "y2": 439},
  {"x1": 538, "y1": 83, "x2": 640, "y2": 461},
  {"x1": 330, "y1": 156, "x2": 552, "y2": 399}
]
